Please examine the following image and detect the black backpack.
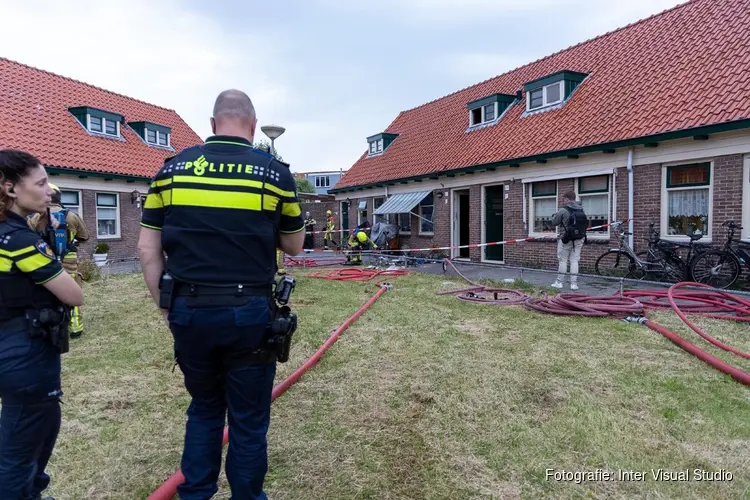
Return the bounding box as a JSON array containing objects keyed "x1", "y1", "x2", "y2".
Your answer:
[{"x1": 562, "y1": 206, "x2": 588, "y2": 243}]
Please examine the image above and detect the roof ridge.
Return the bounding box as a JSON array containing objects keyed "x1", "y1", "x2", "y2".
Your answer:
[
  {"x1": 0, "y1": 56, "x2": 178, "y2": 114},
  {"x1": 397, "y1": 0, "x2": 698, "y2": 115}
]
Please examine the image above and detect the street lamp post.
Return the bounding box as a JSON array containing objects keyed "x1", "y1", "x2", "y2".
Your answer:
[{"x1": 261, "y1": 125, "x2": 286, "y2": 156}]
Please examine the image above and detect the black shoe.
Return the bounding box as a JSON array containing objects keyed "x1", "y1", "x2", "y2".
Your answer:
[{"x1": 70, "y1": 331, "x2": 83, "y2": 339}]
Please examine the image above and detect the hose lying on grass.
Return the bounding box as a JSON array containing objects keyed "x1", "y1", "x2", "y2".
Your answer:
[
  {"x1": 438, "y1": 259, "x2": 527, "y2": 305},
  {"x1": 308, "y1": 267, "x2": 409, "y2": 282},
  {"x1": 147, "y1": 283, "x2": 393, "y2": 499},
  {"x1": 284, "y1": 257, "x2": 347, "y2": 267},
  {"x1": 439, "y1": 258, "x2": 750, "y2": 386}
]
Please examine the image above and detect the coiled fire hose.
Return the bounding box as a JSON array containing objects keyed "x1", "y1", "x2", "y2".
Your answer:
[
  {"x1": 440, "y1": 259, "x2": 750, "y2": 386},
  {"x1": 309, "y1": 268, "x2": 410, "y2": 282}
]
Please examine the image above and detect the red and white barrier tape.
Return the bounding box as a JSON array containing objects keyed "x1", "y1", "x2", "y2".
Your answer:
[{"x1": 351, "y1": 220, "x2": 626, "y2": 255}]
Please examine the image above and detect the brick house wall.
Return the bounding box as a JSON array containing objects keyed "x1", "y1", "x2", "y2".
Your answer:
[
  {"x1": 75, "y1": 190, "x2": 142, "y2": 261},
  {"x1": 300, "y1": 200, "x2": 337, "y2": 249},
  {"x1": 339, "y1": 152, "x2": 747, "y2": 272}
]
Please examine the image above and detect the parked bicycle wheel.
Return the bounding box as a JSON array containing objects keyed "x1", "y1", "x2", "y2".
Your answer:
[
  {"x1": 689, "y1": 249, "x2": 741, "y2": 289},
  {"x1": 595, "y1": 250, "x2": 639, "y2": 279},
  {"x1": 636, "y1": 250, "x2": 686, "y2": 282}
]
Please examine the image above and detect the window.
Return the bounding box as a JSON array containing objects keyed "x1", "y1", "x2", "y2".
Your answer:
[
  {"x1": 373, "y1": 197, "x2": 387, "y2": 224},
  {"x1": 530, "y1": 181, "x2": 558, "y2": 234},
  {"x1": 88, "y1": 115, "x2": 119, "y2": 136},
  {"x1": 315, "y1": 176, "x2": 331, "y2": 188},
  {"x1": 60, "y1": 190, "x2": 82, "y2": 217},
  {"x1": 397, "y1": 213, "x2": 411, "y2": 233},
  {"x1": 663, "y1": 162, "x2": 711, "y2": 238},
  {"x1": 577, "y1": 175, "x2": 610, "y2": 238},
  {"x1": 96, "y1": 192, "x2": 119, "y2": 238},
  {"x1": 419, "y1": 193, "x2": 434, "y2": 234},
  {"x1": 469, "y1": 102, "x2": 497, "y2": 126},
  {"x1": 144, "y1": 128, "x2": 170, "y2": 147},
  {"x1": 527, "y1": 81, "x2": 563, "y2": 111},
  {"x1": 357, "y1": 200, "x2": 368, "y2": 225}
]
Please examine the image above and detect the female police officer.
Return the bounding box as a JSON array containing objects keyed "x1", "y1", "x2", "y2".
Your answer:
[{"x1": 0, "y1": 149, "x2": 84, "y2": 499}]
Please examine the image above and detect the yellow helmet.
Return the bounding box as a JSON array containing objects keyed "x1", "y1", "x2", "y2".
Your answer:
[
  {"x1": 356, "y1": 231, "x2": 368, "y2": 243},
  {"x1": 327, "y1": 210, "x2": 332, "y2": 215},
  {"x1": 48, "y1": 182, "x2": 60, "y2": 193}
]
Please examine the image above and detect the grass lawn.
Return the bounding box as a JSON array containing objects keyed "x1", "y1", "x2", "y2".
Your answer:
[{"x1": 40, "y1": 268, "x2": 750, "y2": 499}]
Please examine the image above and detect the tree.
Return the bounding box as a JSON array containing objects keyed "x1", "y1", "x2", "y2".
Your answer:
[
  {"x1": 252, "y1": 139, "x2": 284, "y2": 162},
  {"x1": 295, "y1": 177, "x2": 315, "y2": 193}
]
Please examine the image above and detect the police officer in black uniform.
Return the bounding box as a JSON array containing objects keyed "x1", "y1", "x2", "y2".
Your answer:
[
  {"x1": 137, "y1": 89, "x2": 304, "y2": 500},
  {"x1": 0, "y1": 149, "x2": 84, "y2": 499}
]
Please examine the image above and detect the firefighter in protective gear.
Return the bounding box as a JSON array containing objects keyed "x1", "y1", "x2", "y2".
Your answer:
[
  {"x1": 345, "y1": 228, "x2": 377, "y2": 265},
  {"x1": 323, "y1": 209, "x2": 338, "y2": 250},
  {"x1": 28, "y1": 182, "x2": 90, "y2": 339},
  {"x1": 277, "y1": 249, "x2": 286, "y2": 275},
  {"x1": 303, "y1": 212, "x2": 316, "y2": 251}
]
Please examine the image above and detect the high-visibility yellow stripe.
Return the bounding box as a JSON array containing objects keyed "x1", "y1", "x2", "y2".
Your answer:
[
  {"x1": 0, "y1": 245, "x2": 36, "y2": 258},
  {"x1": 171, "y1": 188, "x2": 279, "y2": 211},
  {"x1": 173, "y1": 175, "x2": 295, "y2": 198},
  {"x1": 0, "y1": 256, "x2": 12, "y2": 272},
  {"x1": 145, "y1": 192, "x2": 164, "y2": 209},
  {"x1": 140, "y1": 222, "x2": 162, "y2": 230},
  {"x1": 16, "y1": 253, "x2": 52, "y2": 273},
  {"x1": 152, "y1": 178, "x2": 173, "y2": 188},
  {"x1": 281, "y1": 201, "x2": 301, "y2": 217}
]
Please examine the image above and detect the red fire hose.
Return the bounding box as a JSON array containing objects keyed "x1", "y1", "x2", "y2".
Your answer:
[
  {"x1": 285, "y1": 257, "x2": 347, "y2": 267},
  {"x1": 147, "y1": 283, "x2": 392, "y2": 500},
  {"x1": 440, "y1": 258, "x2": 750, "y2": 386},
  {"x1": 309, "y1": 268, "x2": 409, "y2": 282}
]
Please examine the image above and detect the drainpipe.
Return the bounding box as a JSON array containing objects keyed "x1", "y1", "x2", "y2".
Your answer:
[{"x1": 627, "y1": 148, "x2": 634, "y2": 249}]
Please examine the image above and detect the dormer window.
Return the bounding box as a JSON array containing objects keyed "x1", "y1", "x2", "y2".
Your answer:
[
  {"x1": 129, "y1": 121, "x2": 173, "y2": 150},
  {"x1": 523, "y1": 70, "x2": 588, "y2": 114},
  {"x1": 69, "y1": 106, "x2": 123, "y2": 138},
  {"x1": 366, "y1": 133, "x2": 398, "y2": 157},
  {"x1": 466, "y1": 93, "x2": 516, "y2": 130}
]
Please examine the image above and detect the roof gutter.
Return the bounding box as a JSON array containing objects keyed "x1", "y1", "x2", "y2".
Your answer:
[{"x1": 330, "y1": 119, "x2": 750, "y2": 194}]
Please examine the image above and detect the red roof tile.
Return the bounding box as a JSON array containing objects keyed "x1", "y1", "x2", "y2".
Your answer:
[
  {"x1": 335, "y1": 0, "x2": 750, "y2": 191},
  {"x1": 0, "y1": 57, "x2": 202, "y2": 179}
]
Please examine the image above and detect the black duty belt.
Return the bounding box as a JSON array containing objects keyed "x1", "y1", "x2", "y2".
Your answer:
[{"x1": 173, "y1": 282, "x2": 272, "y2": 298}]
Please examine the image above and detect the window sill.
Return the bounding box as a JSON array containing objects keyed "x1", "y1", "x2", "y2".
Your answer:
[
  {"x1": 660, "y1": 235, "x2": 713, "y2": 245},
  {"x1": 400, "y1": 231, "x2": 412, "y2": 236},
  {"x1": 418, "y1": 232, "x2": 434, "y2": 237},
  {"x1": 97, "y1": 235, "x2": 121, "y2": 240}
]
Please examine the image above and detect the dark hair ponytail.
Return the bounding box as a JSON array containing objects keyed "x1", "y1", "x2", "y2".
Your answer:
[{"x1": 0, "y1": 149, "x2": 42, "y2": 222}]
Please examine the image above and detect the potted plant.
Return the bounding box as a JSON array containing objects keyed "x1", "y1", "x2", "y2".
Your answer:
[{"x1": 93, "y1": 242, "x2": 109, "y2": 267}]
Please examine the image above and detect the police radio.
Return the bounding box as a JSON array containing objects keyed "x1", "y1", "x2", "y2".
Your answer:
[
  {"x1": 51, "y1": 211, "x2": 67, "y2": 259},
  {"x1": 268, "y1": 275, "x2": 297, "y2": 363}
]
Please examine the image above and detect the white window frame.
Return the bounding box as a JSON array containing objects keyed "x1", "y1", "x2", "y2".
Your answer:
[
  {"x1": 95, "y1": 192, "x2": 121, "y2": 239},
  {"x1": 418, "y1": 193, "x2": 434, "y2": 235},
  {"x1": 743, "y1": 155, "x2": 750, "y2": 241},
  {"x1": 315, "y1": 176, "x2": 331, "y2": 188},
  {"x1": 87, "y1": 114, "x2": 120, "y2": 137},
  {"x1": 376, "y1": 139, "x2": 383, "y2": 152},
  {"x1": 59, "y1": 189, "x2": 83, "y2": 218},
  {"x1": 528, "y1": 181, "x2": 559, "y2": 237},
  {"x1": 397, "y1": 213, "x2": 411, "y2": 235},
  {"x1": 469, "y1": 102, "x2": 498, "y2": 127},
  {"x1": 526, "y1": 81, "x2": 564, "y2": 111},
  {"x1": 373, "y1": 197, "x2": 388, "y2": 225},
  {"x1": 575, "y1": 175, "x2": 611, "y2": 240},
  {"x1": 660, "y1": 160, "x2": 714, "y2": 243},
  {"x1": 145, "y1": 127, "x2": 171, "y2": 147},
  {"x1": 357, "y1": 199, "x2": 367, "y2": 225}
]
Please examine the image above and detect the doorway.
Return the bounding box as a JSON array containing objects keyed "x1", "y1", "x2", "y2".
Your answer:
[
  {"x1": 341, "y1": 201, "x2": 349, "y2": 232},
  {"x1": 452, "y1": 189, "x2": 471, "y2": 259},
  {"x1": 484, "y1": 185, "x2": 504, "y2": 262}
]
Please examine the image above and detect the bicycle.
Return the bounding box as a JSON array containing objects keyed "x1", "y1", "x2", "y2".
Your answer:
[
  {"x1": 594, "y1": 221, "x2": 703, "y2": 281},
  {"x1": 689, "y1": 221, "x2": 750, "y2": 289}
]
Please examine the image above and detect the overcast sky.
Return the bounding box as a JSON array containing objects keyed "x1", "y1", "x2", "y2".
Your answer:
[{"x1": 0, "y1": 0, "x2": 683, "y2": 173}]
